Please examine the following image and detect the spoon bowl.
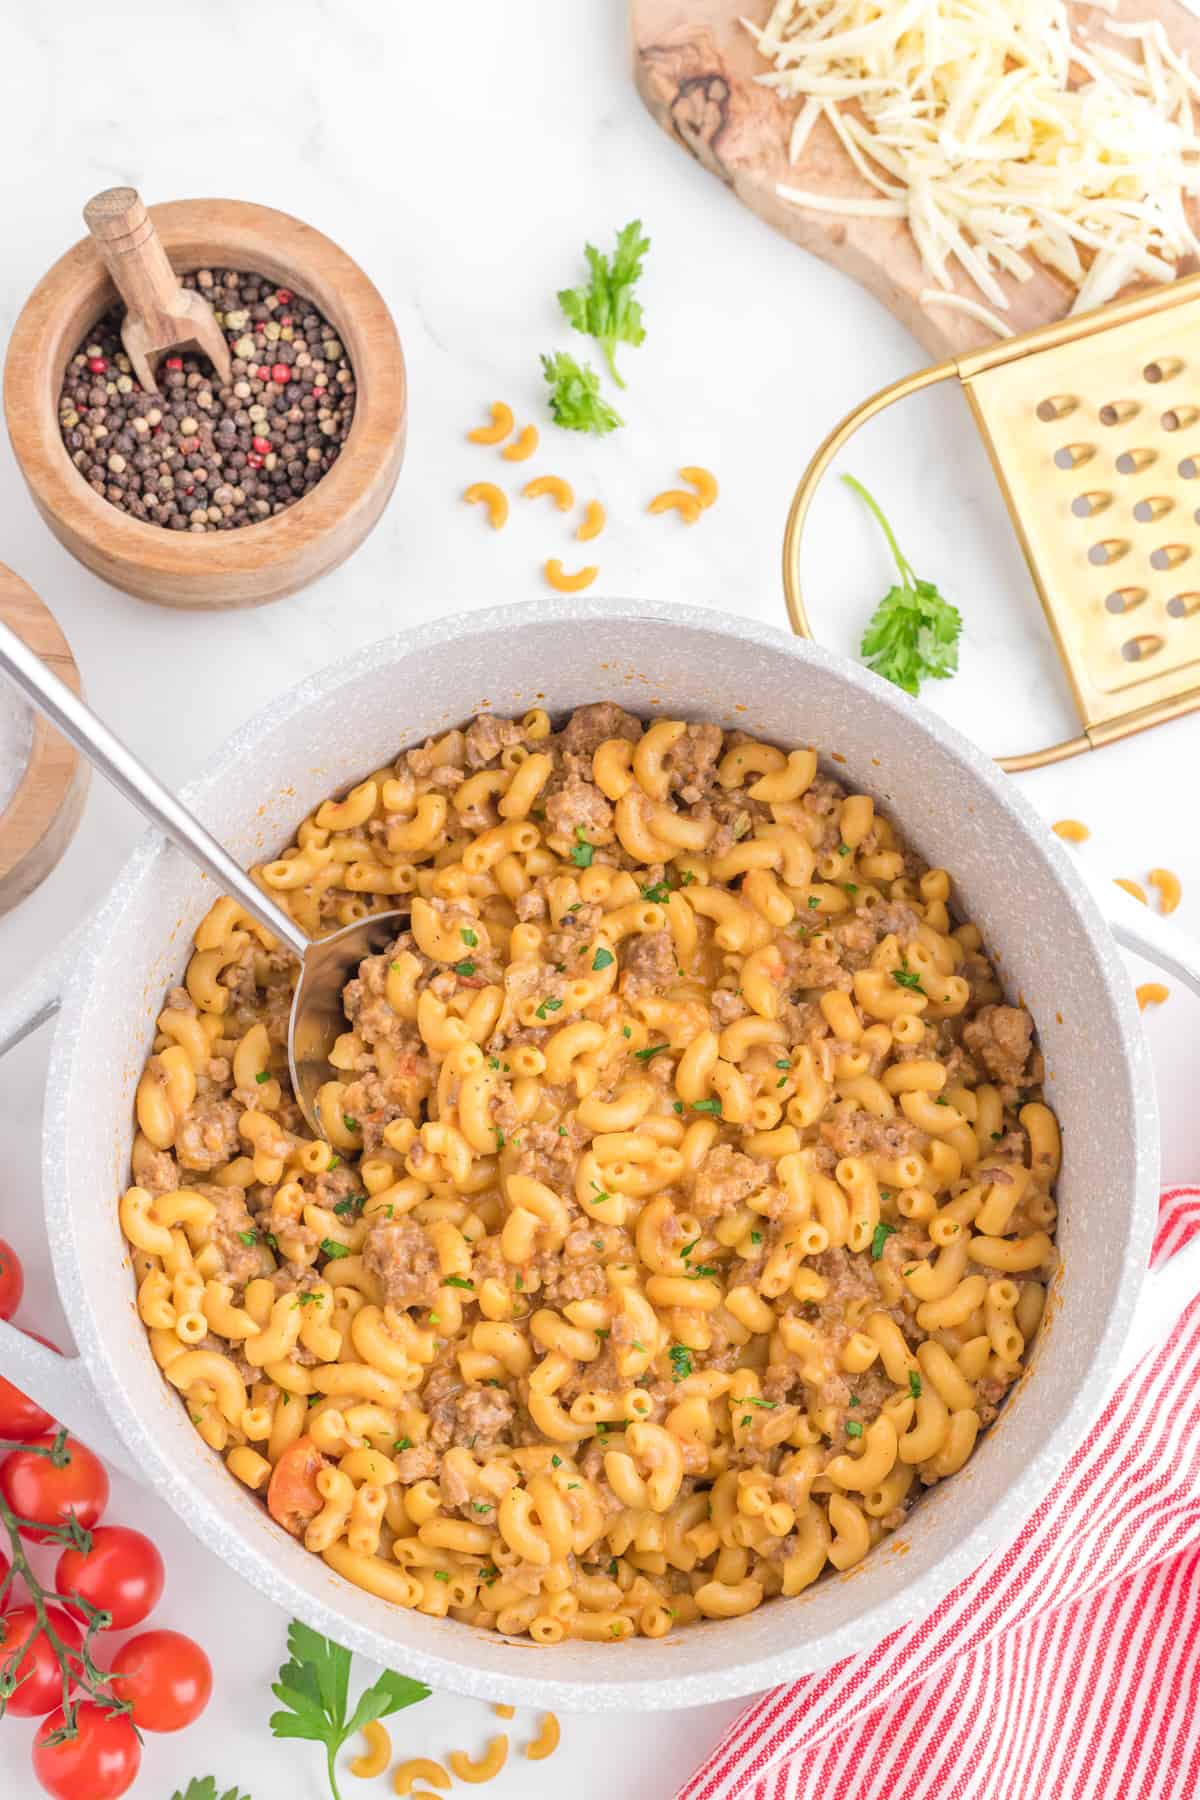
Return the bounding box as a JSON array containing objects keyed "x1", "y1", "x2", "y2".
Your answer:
[{"x1": 287, "y1": 909, "x2": 408, "y2": 1134}]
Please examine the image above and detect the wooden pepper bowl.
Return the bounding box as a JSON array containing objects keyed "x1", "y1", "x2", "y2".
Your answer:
[
  {"x1": 0, "y1": 565, "x2": 88, "y2": 915},
  {"x1": 3, "y1": 200, "x2": 406, "y2": 610}
]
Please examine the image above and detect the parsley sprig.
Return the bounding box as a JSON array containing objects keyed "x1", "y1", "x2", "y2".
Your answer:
[
  {"x1": 173, "y1": 1783, "x2": 253, "y2": 1800},
  {"x1": 557, "y1": 220, "x2": 650, "y2": 388},
  {"x1": 269, "y1": 1620, "x2": 428, "y2": 1800},
  {"x1": 541, "y1": 352, "x2": 623, "y2": 435},
  {"x1": 845, "y1": 475, "x2": 962, "y2": 697}
]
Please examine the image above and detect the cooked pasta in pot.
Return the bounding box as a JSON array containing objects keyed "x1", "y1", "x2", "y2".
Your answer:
[{"x1": 120, "y1": 702, "x2": 1059, "y2": 1638}]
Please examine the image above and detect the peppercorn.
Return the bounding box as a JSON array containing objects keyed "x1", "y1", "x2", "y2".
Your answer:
[{"x1": 56, "y1": 268, "x2": 354, "y2": 532}]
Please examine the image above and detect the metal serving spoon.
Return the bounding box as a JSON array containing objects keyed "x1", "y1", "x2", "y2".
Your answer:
[{"x1": 0, "y1": 618, "x2": 405, "y2": 1136}]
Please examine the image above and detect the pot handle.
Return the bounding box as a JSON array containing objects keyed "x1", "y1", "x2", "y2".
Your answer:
[
  {"x1": 1083, "y1": 869, "x2": 1200, "y2": 996},
  {"x1": 1081, "y1": 875, "x2": 1200, "y2": 1378},
  {"x1": 0, "y1": 938, "x2": 136, "y2": 1475}
]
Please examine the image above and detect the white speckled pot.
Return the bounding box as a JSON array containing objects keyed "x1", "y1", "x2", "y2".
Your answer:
[{"x1": 1, "y1": 599, "x2": 1199, "y2": 1713}]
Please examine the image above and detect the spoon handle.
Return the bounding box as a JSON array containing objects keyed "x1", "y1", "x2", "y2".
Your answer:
[
  {"x1": 0, "y1": 617, "x2": 309, "y2": 959},
  {"x1": 83, "y1": 188, "x2": 183, "y2": 334}
]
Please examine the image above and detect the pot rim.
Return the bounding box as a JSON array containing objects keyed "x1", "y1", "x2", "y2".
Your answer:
[{"x1": 42, "y1": 597, "x2": 1159, "y2": 1709}]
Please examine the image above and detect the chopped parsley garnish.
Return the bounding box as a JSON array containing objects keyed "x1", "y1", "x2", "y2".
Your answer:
[
  {"x1": 747, "y1": 1397, "x2": 776, "y2": 1409},
  {"x1": 750, "y1": 1230, "x2": 762, "y2": 1245},
  {"x1": 679, "y1": 1238, "x2": 699, "y2": 1259},
  {"x1": 535, "y1": 996, "x2": 563, "y2": 1019},
  {"x1": 254, "y1": 1069, "x2": 270, "y2": 1084},
  {"x1": 848, "y1": 1394, "x2": 860, "y2": 1407},
  {"x1": 634, "y1": 1041, "x2": 671, "y2": 1062},
  {"x1": 673, "y1": 1101, "x2": 684, "y2": 1114},
  {"x1": 343, "y1": 1114, "x2": 359, "y2": 1132},
  {"x1": 433, "y1": 1570, "x2": 450, "y2": 1583},
  {"x1": 327, "y1": 1154, "x2": 340, "y2": 1171},
  {"x1": 892, "y1": 962, "x2": 925, "y2": 993},
  {"x1": 807, "y1": 895, "x2": 820, "y2": 909},
  {"x1": 740, "y1": 1415, "x2": 752, "y2": 1428},
  {"x1": 489, "y1": 1056, "x2": 500, "y2": 1069},
  {"x1": 837, "y1": 842, "x2": 852, "y2": 857},
  {"x1": 237, "y1": 1229, "x2": 258, "y2": 1247},
  {"x1": 332, "y1": 1195, "x2": 364, "y2": 1219},
  {"x1": 843, "y1": 883, "x2": 859, "y2": 897},
  {"x1": 592, "y1": 946, "x2": 615, "y2": 971},
  {"x1": 570, "y1": 828, "x2": 595, "y2": 868},
  {"x1": 552, "y1": 1454, "x2": 562, "y2": 1467},
  {"x1": 394, "y1": 1437, "x2": 412, "y2": 1452},
  {"x1": 909, "y1": 1370, "x2": 923, "y2": 1399},
  {"x1": 453, "y1": 959, "x2": 477, "y2": 978},
  {"x1": 594, "y1": 1327, "x2": 610, "y2": 1341},
  {"x1": 686, "y1": 1264, "x2": 718, "y2": 1280},
  {"x1": 495, "y1": 1130, "x2": 505, "y2": 1150},
  {"x1": 871, "y1": 1222, "x2": 896, "y2": 1260},
  {"x1": 846, "y1": 1420, "x2": 864, "y2": 1439},
  {"x1": 691, "y1": 1097, "x2": 722, "y2": 1115},
  {"x1": 460, "y1": 927, "x2": 478, "y2": 947},
  {"x1": 934, "y1": 1095, "x2": 948, "y2": 1107},
  {"x1": 472, "y1": 1500, "x2": 492, "y2": 1513},
  {"x1": 641, "y1": 880, "x2": 671, "y2": 903},
  {"x1": 443, "y1": 1275, "x2": 474, "y2": 1290},
  {"x1": 593, "y1": 1238, "x2": 605, "y2": 1251},
  {"x1": 668, "y1": 1344, "x2": 693, "y2": 1382},
  {"x1": 622, "y1": 1025, "x2": 631, "y2": 1038},
  {"x1": 320, "y1": 1239, "x2": 350, "y2": 1260},
  {"x1": 775, "y1": 1059, "x2": 791, "y2": 1070}
]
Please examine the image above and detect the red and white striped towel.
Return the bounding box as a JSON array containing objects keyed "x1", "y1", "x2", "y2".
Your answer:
[{"x1": 680, "y1": 1187, "x2": 1200, "y2": 1800}]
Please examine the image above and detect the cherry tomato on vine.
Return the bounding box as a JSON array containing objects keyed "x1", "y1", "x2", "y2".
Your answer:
[
  {"x1": 0, "y1": 1436, "x2": 108, "y2": 1543},
  {"x1": 0, "y1": 1239, "x2": 23, "y2": 1320},
  {"x1": 31, "y1": 1700, "x2": 141, "y2": 1800},
  {"x1": 0, "y1": 1332, "x2": 60, "y2": 1442},
  {"x1": 109, "y1": 1627, "x2": 212, "y2": 1731},
  {"x1": 55, "y1": 1524, "x2": 165, "y2": 1631},
  {"x1": 0, "y1": 1603, "x2": 83, "y2": 1716}
]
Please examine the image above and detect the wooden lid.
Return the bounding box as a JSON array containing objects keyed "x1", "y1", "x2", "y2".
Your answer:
[{"x1": 0, "y1": 566, "x2": 88, "y2": 916}]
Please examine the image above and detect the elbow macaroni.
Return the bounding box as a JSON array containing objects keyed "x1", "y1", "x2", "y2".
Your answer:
[{"x1": 120, "y1": 704, "x2": 1059, "y2": 1647}]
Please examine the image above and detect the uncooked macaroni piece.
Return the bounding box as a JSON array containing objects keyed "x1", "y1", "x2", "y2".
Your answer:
[
  {"x1": 1136, "y1": 983, "x2": 1169, "y2": 1010},
  {"x1": 525, "y1": 1711, "x2": 561, "y2": 1760},
  {"x1": 501, "y1": 425, "x2": 538, "y2": 463},
  {"x1": 448, "y1": 1735, "x2": 508, "y2": 1782},
  {"x1": 576, "y1": 500, "x2": 606, "y2": 542},
  {"x1": 647, "y1": 490, "x2": 701, "y2": 523},
  {"x1": 392, "y1": 1757, "x2": 448, "y2": 1795},
  {"x1": 523, "y1": 476, "x2": 575, "y2": 513},
  {"x1": 543, "y1": 560, "x2": 598, "y2": 593},
  {"x1": 463, "y1": 484, "x2": 508, "y2": 530},
  {"x1": 680, "y1": 466, "x2": 719, "y2": 510},
  {"x1": 1050, "y1": 820, "x2": 1089, "y2": 843},
  {"x1": 1148, "y1": 868, "x2": 1182, "y2": 915},
  {"x1": 1115, "y1": 878, "x2": 1147, "y2": 904},
  {"x1": 467, "y1": 404, "x2": 514, "y2": 446},
  {"x1": 121, "y1": 704, "x2": 1060, "y2": 1644},
  {"x1": 349, "y1": 1717, "x2": 391, "y2": 1778}
]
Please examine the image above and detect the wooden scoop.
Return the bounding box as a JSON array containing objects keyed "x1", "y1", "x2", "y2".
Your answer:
[{"x1": 82, "y1": 186, "x2": 233, "y2": 393}]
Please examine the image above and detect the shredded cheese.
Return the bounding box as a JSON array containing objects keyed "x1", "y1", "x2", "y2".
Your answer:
[{"x1": 745, "y1": 0, "x2": 1200, "y2": 330}]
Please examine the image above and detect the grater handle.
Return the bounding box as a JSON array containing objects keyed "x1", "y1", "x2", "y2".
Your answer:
[
  {"x1": 781, "y1": 360, "x2": 1097, "y2": 773},
  {"x1": 1086, "y1": 871, "x2": 1200, "y2": 999}
]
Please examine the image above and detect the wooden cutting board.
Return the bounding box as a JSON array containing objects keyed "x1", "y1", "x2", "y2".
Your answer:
[{"x1": 632, "y1": 0, "x2": 1200, "y2": 357}]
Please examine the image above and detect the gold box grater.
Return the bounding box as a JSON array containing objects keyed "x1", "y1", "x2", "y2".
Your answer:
[{"x1": 783, "y1": 273, "x2": 1200, "y2": 771}]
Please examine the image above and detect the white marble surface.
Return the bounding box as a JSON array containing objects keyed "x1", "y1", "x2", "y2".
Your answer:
[{"x1": 0, "y1": 3, "x2": 1198, "y2": 1796}]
